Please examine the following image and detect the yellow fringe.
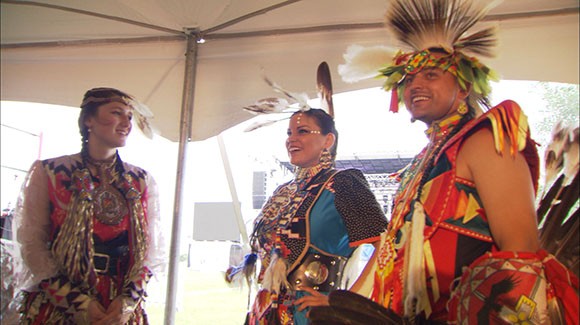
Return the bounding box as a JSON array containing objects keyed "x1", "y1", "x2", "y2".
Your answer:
[
  {"x1": 487, "y1": 102, "x2": 529, "y2": 158},
  {"x1": 52, "y1": 169, "x2": 95, "y2": 287}
]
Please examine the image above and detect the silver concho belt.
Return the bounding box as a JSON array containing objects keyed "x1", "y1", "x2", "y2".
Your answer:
[{"x1": 288, "y1": 252, "x2": 347, "y2": 292}]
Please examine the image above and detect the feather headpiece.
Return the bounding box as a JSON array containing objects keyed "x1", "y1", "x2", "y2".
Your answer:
[
  {"x1": 242, "y1": 62, "x2": 334, "y2": 132},
  {"x1": 339, "y1": 0, "x2": 500, "y2": 112},
  {"x1": 241, "y1": 75, "x2": 311, "y2": 132}
]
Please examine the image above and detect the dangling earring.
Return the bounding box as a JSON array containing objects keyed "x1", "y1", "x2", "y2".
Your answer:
[
  {"x1": 457, "y1": 101, "x2": 468, "y2": 115},
  {"x1": 319, "y1": 148, "x2": 332, "y2": 168}
]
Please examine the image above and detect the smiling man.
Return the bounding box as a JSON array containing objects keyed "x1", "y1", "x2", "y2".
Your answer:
[{"x1": 309, "y1": 0, "x2": 579, "y2": 323}]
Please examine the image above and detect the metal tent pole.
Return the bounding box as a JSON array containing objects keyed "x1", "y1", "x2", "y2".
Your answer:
[
  {"x1": 217, "y1": 133, "x2": 249, "y2": 246},
  {"x1": 164, "y1": 29, "x2": 199, "y2": 325}
]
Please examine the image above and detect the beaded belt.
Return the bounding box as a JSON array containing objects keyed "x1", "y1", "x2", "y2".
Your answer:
[{"x1": 288, "y1": 252, "x2": 347, "y2": 292}]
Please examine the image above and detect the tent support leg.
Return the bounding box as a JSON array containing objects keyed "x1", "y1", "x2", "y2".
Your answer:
[
  {"x1": 217, "y1": 133, "x2": 250, "y2": 246},
  {"x1": 164, "y1": 29, "x2": 199, "y2": 325}
]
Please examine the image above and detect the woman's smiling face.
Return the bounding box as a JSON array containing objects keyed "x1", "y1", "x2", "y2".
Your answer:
[
  {"x1": 286, "y1": 113, "x2": 334, "y2": 168},
  {"x1": 85, "y1": 101, "x2": 133, "y2": 151}
]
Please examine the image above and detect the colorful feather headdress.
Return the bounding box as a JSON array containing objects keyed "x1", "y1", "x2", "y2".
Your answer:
[{"x1": 339, "y1": 0, "x2": 500, "y2": 113}]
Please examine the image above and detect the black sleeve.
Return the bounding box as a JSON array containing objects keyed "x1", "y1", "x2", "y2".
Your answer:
[{"x1": 332, "y1": 169, "x2": 388, "y2": 245}]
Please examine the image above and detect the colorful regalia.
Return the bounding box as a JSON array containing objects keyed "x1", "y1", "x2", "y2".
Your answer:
[
  {"x1": 249, "y1": 159, "x2": 388, "y2": 325},
  {"x1": 12, "y1": 152, "x2": 165, "y2": 324},
  {"x1": 371, "y1": 101, "x2": 557, "y2": 321},
  {"x1": 308, "y1": 1, "x2": 579, "y2": 323}
]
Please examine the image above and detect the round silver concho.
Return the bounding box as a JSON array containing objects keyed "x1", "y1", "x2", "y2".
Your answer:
[{"x1": 304, "y1": 261, "x2": 329, "y2": 285}]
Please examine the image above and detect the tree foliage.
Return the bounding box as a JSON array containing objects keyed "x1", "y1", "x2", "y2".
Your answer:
[{"x1": 533, "y1": 82, "x2": 579, "y2": 145}]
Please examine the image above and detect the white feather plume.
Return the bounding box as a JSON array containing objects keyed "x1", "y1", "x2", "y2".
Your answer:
[
  {"x1": 243, "y1": 117, "x2": 289, "y2": 132},
  {"x1": 338, "y1": 45, "x2": 396, "y2": 83},
  {"x1": 263, "y1": 75, "x2": 310, "y2": 111},
  {"x1": 241, "y1": 72, "x2": 313, "y2": 132},
  {"x1": 243, "y1": 97, "x2": 291, "y2": 115},
  {"x1": 404, "y1": 201, "x2": 428, "y2": 317},
  {"x1": 132, "y1": 102, "x2": 157, "y2": 138},
  {"x1": 261, "y1": 252, "x2": 290, "y2": 294}
]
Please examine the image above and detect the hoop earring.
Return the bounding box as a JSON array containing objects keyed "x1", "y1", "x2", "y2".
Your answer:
[{"x1": 457, "y1": 101, "x2": 468, "y2": 115}]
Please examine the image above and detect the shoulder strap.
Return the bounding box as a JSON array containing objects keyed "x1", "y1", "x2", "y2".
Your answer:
[{"x1": 288, "y1": 169, "x2": 341, "y2": 272}]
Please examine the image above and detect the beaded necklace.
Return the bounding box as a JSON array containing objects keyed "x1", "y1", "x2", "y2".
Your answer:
[
  {"x1": 389, "y1": 113, "x2": 467, "y2": 237},
  {"x1": 85, "y1": 153, "x2": 128, "y2": 225}
]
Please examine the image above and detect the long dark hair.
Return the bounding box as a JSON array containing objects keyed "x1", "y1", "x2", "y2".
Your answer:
[{"x1": 291, "y1": 108, "x2": 339, "y2": 159}]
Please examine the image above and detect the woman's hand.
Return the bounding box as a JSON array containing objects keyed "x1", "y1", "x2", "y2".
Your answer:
[
  {"x1": 86, "y1": 299, "x2": 107, "y2": 323},
  {"x1": 293, "y1": 286, "x2": 330, "y2": 312},
  {"x1": 93, "y1": 296, "x2": 134, "y2": 325}
]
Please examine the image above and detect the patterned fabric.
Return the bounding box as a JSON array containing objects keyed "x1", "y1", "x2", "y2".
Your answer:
[
  {"x1": 372, "y1": 101, "x2": 541, "y2": 321},
  {"x1": 448, "y1": 250, "x2": 579, "y2": 324},
  {"x1": 249, "y1": 165, "x2": 388, "y2": 325},
  {"x1": 16, "y1": 152, "x2": 155, "y2": 324}
]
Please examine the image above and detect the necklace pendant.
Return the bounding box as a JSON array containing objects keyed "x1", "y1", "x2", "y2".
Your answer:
[{"x1": 94, "y1": 183, "x2": 128, "y2": 225}]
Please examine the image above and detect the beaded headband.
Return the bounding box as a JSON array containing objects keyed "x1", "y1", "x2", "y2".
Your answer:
[
  {"x1": 81, "y1": 87, "x2": 156, "y2": 138},
  {"x1": 81, "y1": 93, "x2": 132, "y2": 107}
]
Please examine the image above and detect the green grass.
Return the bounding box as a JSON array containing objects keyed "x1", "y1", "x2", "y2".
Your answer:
[{"x1": 145, "y1": 266, "x2": 251, "y2": 325}]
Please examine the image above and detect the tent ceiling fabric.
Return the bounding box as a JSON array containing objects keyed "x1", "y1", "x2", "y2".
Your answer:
[{"x1": 1, "y1": 0, "x2": 578, "y2": 142}]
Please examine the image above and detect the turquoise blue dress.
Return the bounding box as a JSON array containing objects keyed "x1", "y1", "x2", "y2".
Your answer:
[{"x1": 249, "y1": 165, "x2": 388, "y2": 325}]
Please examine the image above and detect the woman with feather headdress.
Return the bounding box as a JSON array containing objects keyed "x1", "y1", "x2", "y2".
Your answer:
[
  {"x1": 309, "y1": 0, "x2": 579, "y2": 324},
  {"x1": 8, "y1": 87, "x2": 165, "y2": 324},
  {"x1": 243, "y1": 65, "x2": 389, "y2": 325}
]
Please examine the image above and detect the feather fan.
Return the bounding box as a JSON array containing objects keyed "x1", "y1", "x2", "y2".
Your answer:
[
  {"x1": 542, "y1": 122, "x2": 569, "y2": 192},
  {"x1": 537, "y1": 123, "x2": 580, "y2": 278},
  {"x1": 309, "y1": 290, "x2": 405, "y2": 324}
]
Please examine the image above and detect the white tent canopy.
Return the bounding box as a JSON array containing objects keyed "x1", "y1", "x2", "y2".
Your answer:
[{"x1": 2, "y1": 0, "x2": 578, "y2": 142}]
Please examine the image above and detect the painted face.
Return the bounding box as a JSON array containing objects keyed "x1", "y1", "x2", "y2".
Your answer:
[
  {"x1": 286, "y1": 113, "x2": 334, "y2": 168},
  {"x1": 402, "y1": 66, "x2": 468, "y2": 125},
  {"x1": 85, "y1": 101, "x2": 133, "y2": 151}
]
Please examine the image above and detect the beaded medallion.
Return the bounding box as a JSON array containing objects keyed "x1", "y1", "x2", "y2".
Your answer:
[{"x1": 87, "y1": 155, "x2": 128, "y2": 225}]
